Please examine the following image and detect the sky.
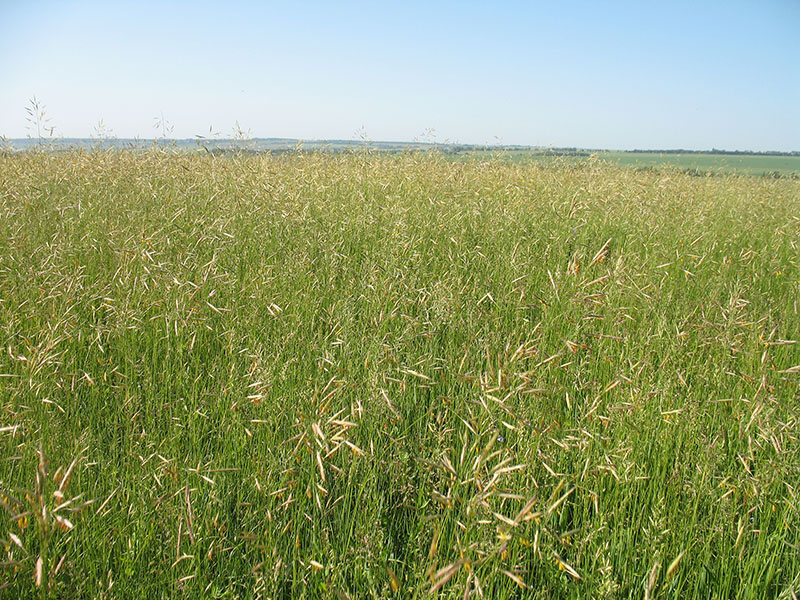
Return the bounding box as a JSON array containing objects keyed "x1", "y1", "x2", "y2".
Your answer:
[{"x1": 0, "y1": 0, "x2": 798, "y2": 150}]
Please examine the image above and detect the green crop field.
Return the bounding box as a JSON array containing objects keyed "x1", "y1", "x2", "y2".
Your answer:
[
  {"x1": 600, "y1": 152, "x2": 800, "y2": 176},
  {"x1": 460, "y1": 150, "x2": 800, "y2": 177},
  {"x1": 0, "y1": 150, "x2": 798, "y2": 599}
]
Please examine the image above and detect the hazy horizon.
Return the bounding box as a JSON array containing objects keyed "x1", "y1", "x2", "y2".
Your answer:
[
  {"x1": 4, "y1": 136, "x2": 800, "y2": 154},
  {"x1": 1, "y1": 1, "x2": 798, "y2": 151}
]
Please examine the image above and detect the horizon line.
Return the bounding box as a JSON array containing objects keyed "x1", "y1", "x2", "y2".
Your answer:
[{"x1": 3, "y1": 137, "x2": 798, "y2": 155}]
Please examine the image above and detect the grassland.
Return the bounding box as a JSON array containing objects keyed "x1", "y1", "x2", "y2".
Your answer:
[
  {"x1": 8, "y1": 139, "x2": 800, "y2": 177},
  {"x1": 599, "y1": 152, "x2": 800, "y2": 176},
  {"x1": 0, "y1": 150, "x2": 798, "y2": 599},
  {"x1": 461, "y1": 150, "x2": 800, "y2": 177}
]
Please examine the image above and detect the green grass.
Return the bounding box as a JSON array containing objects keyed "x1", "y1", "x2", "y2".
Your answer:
[
  {"x1": 0, "y1": 149, "x2": 798, "y2": 599},
  {"x1": 601, "y1": 152, "x2": 800, "y2": 176},
  {"x1": 461, "y1": 150, "x2": 800, "y2": 176}
]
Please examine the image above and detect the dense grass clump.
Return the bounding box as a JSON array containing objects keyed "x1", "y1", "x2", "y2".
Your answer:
[{"x1": 0, "y1": 150, "x2": 798, "y2": 599}]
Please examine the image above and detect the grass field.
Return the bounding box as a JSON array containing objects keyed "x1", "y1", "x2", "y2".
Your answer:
[
  {"x1": 0, "y1": 150, "x2": 798, "y2": 599},
  {"x1": 462, "y1": 150, "x2": 800, "y2": 177},
  {"x1": 8, "y1": 140, "x2": 800, "y2": 177},
  {"x1": 599, "y1": 152, "x2": 800, "y2": 177}
]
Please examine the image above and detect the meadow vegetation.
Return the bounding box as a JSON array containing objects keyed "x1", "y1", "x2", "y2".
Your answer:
[
  {"x1": 461, "y1": 150, "x2": 800, "y2": 177},
  {"x1": 0, "y1": 149, "x2": 798, "y2": 598}
]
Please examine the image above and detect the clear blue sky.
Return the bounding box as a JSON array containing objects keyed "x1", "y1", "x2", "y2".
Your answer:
[{"x1": 1, "y1": 0, "x2": 798, "y2": 150}]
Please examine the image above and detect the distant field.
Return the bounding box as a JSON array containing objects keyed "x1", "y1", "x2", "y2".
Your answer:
[
  {"x1": 602, "y1": 152, "x2": 800, "y2": 175},
  {"x1": 462, "y1": 150, "x2": 800, "y2": 176},
  {"x1": 0, "y1": 151, "x2": 798, "y2": 598},
  {"x1": 7, "y1": 139, "x2": 798, "y2": 176}
]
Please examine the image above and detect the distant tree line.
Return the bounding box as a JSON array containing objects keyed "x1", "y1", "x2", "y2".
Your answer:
[{"x1": 6, "y1": 137, "x2": 798, "y2": 158}]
